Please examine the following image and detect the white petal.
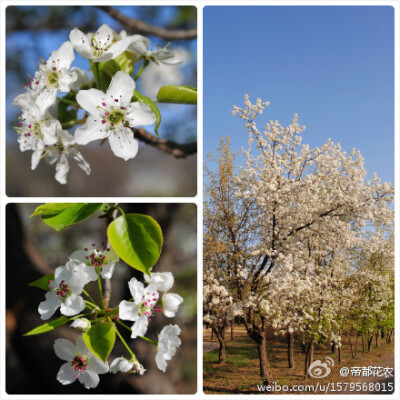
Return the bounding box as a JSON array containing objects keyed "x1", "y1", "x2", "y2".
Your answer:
[
  {"x1": 57, "y1": 362, "x2": 77, "y2": 385},
  {"x1": 69, "y1": 28, "x2": 92, "y2": 59},
  {"x1": 36, "y1": 87, "x2": 58, "y2": 111},
  {"x1": 125, "y1": 102, "x2": 156, "y2": 127},
  {"x1": 155, "y1": 351, "x2": 167, "y2": 372},
  {"x1": 100, "y1": 262, "x2": 115, "y2": 279},
  {"x1": 70, "y1": 67, "x2": 90, "y2": 90},
  {"x1": 163, "y1": 293, "x2": 183, "y2": 318},
  {"x1": 108, "y1": 128, "x2": 138, "y2": 161},
  {"x1": 38, "y1": 291, "x2": 62, "y2": 320},
  {"x1": 60, "y1": 294, "x2": 85, "y2": 316},
  {"x1": 94, "y1": 37, "x2": 131, "y2": 62},
  {"x1": 119, "y1": 300, "x2": 139, "y2": 321},
  {"x1": 127, "y1": 278, "x2": 144, "y2": 303},
  {"x1": 76, "y1": 88, "x2": 105, "y2": 115},
  {"x1": 78, "y1": 370, "x2": 100, "y2": 389},
  {"x1": 41, "y1": 119, "x2": 61, "y2": 145},
  {"x1": 104, "y1": 247, "x2": 119, "y2": 264},
  {"x1": 48, "y1": 41, "x2": 75, "y2": 70},
  {"x1": 94, "y1": 24, "x2": 113, "y2": 49},
  {"x1": 69, "y1": 148, "x2": 91, "y2": 175},
  {"x1": 106, "y1": 71, "x2": 135, "y2": 107},
  {"x1": 144, "y1": 272, "x2": 174, "y2": 292},
  {"x1": 128, "y1": 37, "x2": 149, "y2": 56},
  {"x1": 110, "y1": 357, "x2": 133, "y2": 373},
  {"x1": 69, "y1": 250, "x2": 87, "y2": 263},
  {"x1": 76, "y1": 336, "x2": 91, "y2": 356},
  {"x1": 131, "y1": 315, "x2": 149, "y2": 339},
  {"x1": 31, "y1": 149, "x2": 43, "y2": 170},
  {"x1": 74, "y1": 116, "x2": 108, "y2": 145},
  {"x1": 87, "y1": 354, "x2": 109, "y2": 374},
  {"x1": 58, "y1": 69, "x2": 78, "y2": 92},
  {"x1": 54, "y1": 153, "x2": 69, "y2": 185},
  {"x1": 54, "y1": 338, "x2": 76, "y2": 361}
]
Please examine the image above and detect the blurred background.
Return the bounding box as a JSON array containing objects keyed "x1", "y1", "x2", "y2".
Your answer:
[
  {"x1": 6, "y1": 6, "x2": 197, "y2": 197},
  {"x1": 6, "y1": 203, "x2": 197, "y2": 394}
]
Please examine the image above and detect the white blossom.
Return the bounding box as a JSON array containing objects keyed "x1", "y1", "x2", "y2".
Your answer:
[
  {"x1": 75, "y1": 71, "x2": 156, "y2": 160},
  {"x1": 54, "y1": 337, "x2": 109, "y2": 389},
  {"x1": 155, "y1": 324, "x2": 181, "y2": 372},
  {"x1": 110, "y1": 357, "x2": 145, "y2": 375}
]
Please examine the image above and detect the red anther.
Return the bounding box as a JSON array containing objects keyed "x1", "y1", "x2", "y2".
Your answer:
[
  {"x1": 52, "y1": 67, "x2": 56, "y2": 71},
  {"x1": 101, "y1": 242, "x2": 104, "y2": 246},
  {"x1": 28, "y1": 124, "x2": 32, "y2": 129},
  {"x1": 114, "y1": 99, "x2": 119, "y2": 102},
  {"x1": 120, "y1": 106, "x2": 125, "y2": 110},
  {"x1": 105, "y1": 112, "x2": 109, "y2": 116},
  {"x1": 84, "y1": 248, "x2": 88, "y2": 251},
  {"x1": 111, "y1": 122, "x2": 114, "y2": 127},
  {"x1": 18, "y1": 122, "x2": 22, "y2": 127},
  {"x1": 102, "y1": 102, "x2": 106, "y2": 106},
  {"x1": 107, "y1": 248, "x2": 110, "y2": 251},
  {"x1": 35, "y1": 81, "x2": 39, "y2": 85},
  {"x1": 92, "y1": 243, "x2": 96, "y2": 246},
  {"x1": 102, "y1": 120, "x2": 106, "y2": 124},
  {"x1": 85, "y1": 256, "x2": 89, "y2": 259}
]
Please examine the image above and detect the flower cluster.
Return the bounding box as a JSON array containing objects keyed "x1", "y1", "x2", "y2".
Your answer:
[
  {"x1": 36, "y1": 243, "x2": 182, "y2": 389},
  {"x1": 13, "y1": 24, "x2": 179, "y2": 184}
]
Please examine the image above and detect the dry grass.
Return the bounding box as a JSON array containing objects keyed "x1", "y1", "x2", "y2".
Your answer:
[{"x1": 203, "y1": 326, "x2": 394, "y2": 394}]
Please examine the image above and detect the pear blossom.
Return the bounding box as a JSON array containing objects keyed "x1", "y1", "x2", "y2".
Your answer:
[
  {"x1": 35, "y1": 129, "x2": 91, "y2": 184},
  {"x1": 119, "y1": 278, "x2": 161, "y2": 338},
  {"x1": 129, "y1": 35, "x2": 180, "y2": 65},
  {"x1": 70, "y1": 318, "x2": 91, "y2": 332},
  {"x1": 144, "y1": 272, "x2": 183, "y2": 317},
  {"x1": 13, "y1": 92, "x2": 61, "y2": 162},
  {"x1": 38, "y1": 260, "x2": 96, "y2": 320},
  {"x1": 70, "y1": 243, "x2": 119, "y2": 279},
  {"x1": 155, "y1": 324, "x2": 181, "y2": 372},
  {"x1": 69, "y1": 24, "x2": 131, "y2": 63},
  {"x1": 110, "y1": 357, "x2": 146, "y2": 375},
  {"x1": 29, "y1": 41, "x2": 77, "y2": 110},
  {"x1": 144, "y1": 272, "x2": 174, "y2": 292},
  {"x1": 75, "y1": 71, "x2": 156, "y2": 160},
  {"x1": 54, "y1": 337, "x2": 109, "y2": 389}
]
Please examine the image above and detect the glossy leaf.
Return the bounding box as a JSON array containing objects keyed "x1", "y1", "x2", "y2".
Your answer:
[
  {"x1": 157, "y1": 85, "x2": 197, "y2": 105},
  {"x1": 83, "y1": 322, "x2": 116, "y2": 362},
  {"x1": 133, "y1": 90, "x2": 161, "y2": 136},
  {"x1": 31, "y1": 203, "x2": 102, "y2": 231},
  {"x1": 28, "y1": 273, "x2": 55, "y2": 291},
  {"x1": 24, "y1": 316, "x2": 69, "y2": 336},
  {"x1": 107, "y1": 213, "x2": 163, "y2": 275}
]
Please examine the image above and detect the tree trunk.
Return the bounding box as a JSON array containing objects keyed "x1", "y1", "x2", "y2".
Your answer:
[
  {"x1": 301, "y1": 340, "x2": 306, "y2": 354},
  {"x1": 367, "y1": 334, "x2": 373, "y2": 352},
  {"x1": 211, "y1": 329, "x2": 214, "y2": 340},
  {"x1": 231, "y1": 319, "x2": 234, "y2": 341},
  {"x1": 375, "y1": 332, "x2": 379, "y2": 348},
  {"x1": 381, "y1": 330, "x2": 385, "y2": 340},
  {"x1": 338, "y1": 345, "x2": 342, "y2": 363},
  {"x1": 361, "y1": 335, "x2": 365, "y2": 353},
  {"x1": 256, "y1": 333, "x2": 274, "y2": 385},
  {"x1": 304, "y1": 339, "x2": 315, "y2": 378},
  {"x1": 355, "y1": 332, "x2": 359, "y2": 357},
  {"x1": 287, "y1": 331, "x2": 295, "y2": 368},
  {"x1": 348, "y1": 335, "x2": 353, "y2": 358},
  {"x1": 214, "y1": 328, "x2": 226, "y2": 363},
  {"x1": 331, "y1": 343, "x2": 336, "y2": 354}
]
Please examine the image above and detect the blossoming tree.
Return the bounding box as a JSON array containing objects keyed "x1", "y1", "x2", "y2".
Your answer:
[{"x1": 205, "y1": 95, "x2": 393, "y2": 385}]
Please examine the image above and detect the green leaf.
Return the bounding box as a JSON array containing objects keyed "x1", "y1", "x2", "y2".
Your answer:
[
  {"x1": 57, "y1": 91, "x2": 78, "y2": 125},
  {"x1": 157, "y1": 85, "x2": 197, "y2": 105},
  {"x1": 28, "y1": 273, "x2": 54, "y2": 291},
  {"x1": 97, "y1": 52, "x2": 136, "y2": 91},
  {"x1": 31, "y1": 203, "x2": 102, "y2": 231},
  {"x1": 107, "y1": 213, "x2": 163, "y2": 275},
  {"x1": 83, "y1": 322, "x2": 116, "y2": 362},
  {"x1": 133, "y1": 90, "x2": 161, "y2": 136},
  {"x1": 24, "y1": 316, "x2": 70, "y2": 336}
]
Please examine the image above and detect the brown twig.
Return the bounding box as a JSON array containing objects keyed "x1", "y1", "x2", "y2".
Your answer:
[
  {"x1": 98, "y1": 6, "x2": 197, "y2": 40},
  {"x1": 133, "y1": 127, "x2": 197, "y2": 159}
]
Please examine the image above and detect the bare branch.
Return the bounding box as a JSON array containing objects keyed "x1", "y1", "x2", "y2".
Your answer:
[
  {"x1": 98, "y1": 6, "x2": 197, "y2": 40},
  {"x1": 133, "y1": 127, "x2": 196, "y2": 159}
]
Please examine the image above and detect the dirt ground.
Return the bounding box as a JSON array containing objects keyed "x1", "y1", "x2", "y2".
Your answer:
[{"x1": 203, "y1": 325, "x2": 394, "y2": 395}]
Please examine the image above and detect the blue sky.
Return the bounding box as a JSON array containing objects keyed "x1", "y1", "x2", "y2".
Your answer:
[{"x1": 204, "y1": 6, "x2": 394, "y2": 184}]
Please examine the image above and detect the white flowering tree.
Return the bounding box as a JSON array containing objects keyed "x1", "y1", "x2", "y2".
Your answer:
[
  {"x1": 211, "y1": 95, "x2": 394, "y2": 385},
  {"x1": 25, "y1": 203, "x2": 183, "y2": 389},
  {"x1": 12, "y1": 19, "x2": 197, "y2": 185}
]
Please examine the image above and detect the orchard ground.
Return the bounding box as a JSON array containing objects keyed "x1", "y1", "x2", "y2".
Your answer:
[{"x1": 203, "y1": 325, "x2": 394, "y2": 394}]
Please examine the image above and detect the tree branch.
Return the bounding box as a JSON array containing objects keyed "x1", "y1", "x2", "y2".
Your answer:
[
  {"x1": 133, "y1": 127, "x2": 197, "y2": 158},
  {"x1": 98, "y1": 6, "x2": 197, "y2": 40}
]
